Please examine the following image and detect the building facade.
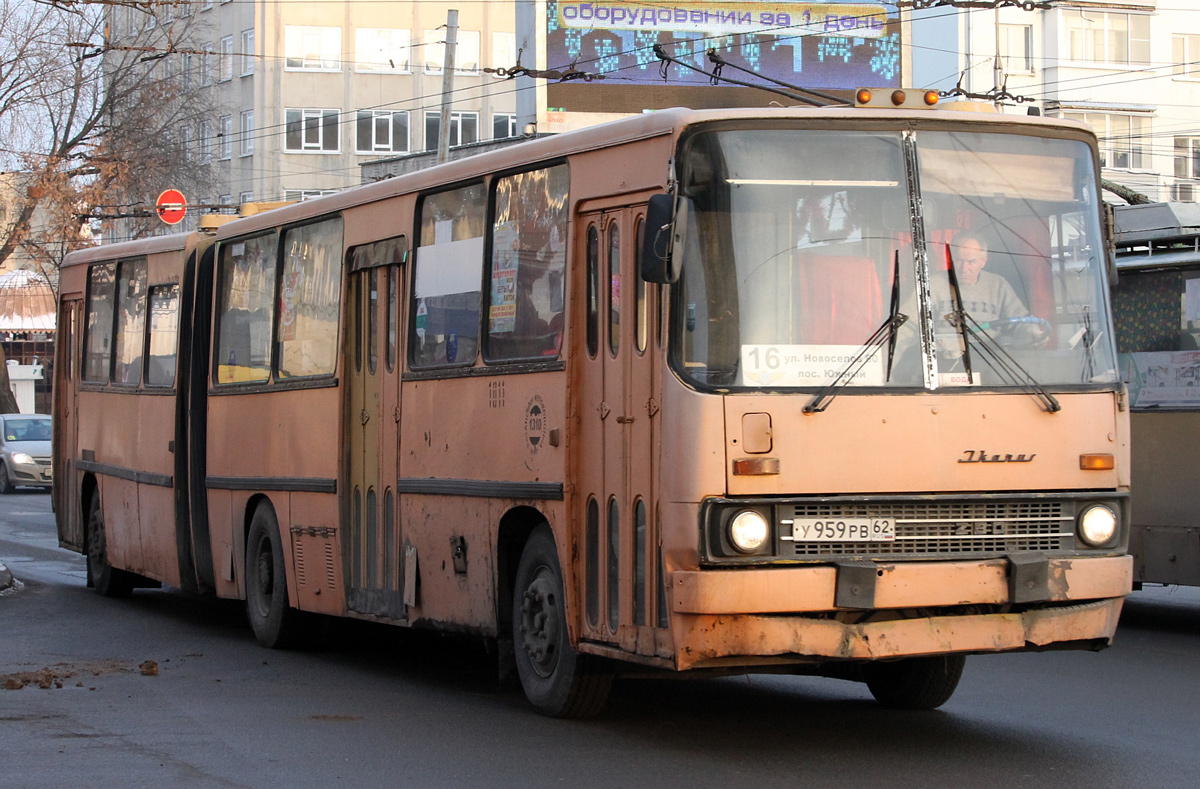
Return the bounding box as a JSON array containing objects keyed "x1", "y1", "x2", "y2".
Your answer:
[
  {"x1": 912, "y1": 0, "x2": 1200, "y2": 203},
  {"x1": 109, "y1": 1, "x2": 520, "y2": 212}
]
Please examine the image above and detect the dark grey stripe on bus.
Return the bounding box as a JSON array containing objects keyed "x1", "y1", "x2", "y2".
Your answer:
[
  {"x1": 76, "y1": 459, "x2": 173, "y2": 488},
  {"x1": 398, "y1": 478, "x2": 564, "y2": 501},
  {"x1": 205, "y1": 476, "x2": 337, "y2": 494}
]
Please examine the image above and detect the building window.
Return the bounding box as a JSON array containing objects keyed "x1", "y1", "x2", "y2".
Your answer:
[
  {"x1": 493, "y1": 113, "x2": 517, "y2": 140},
  {"x1": 1175, "y1": 137, "x2": 1200, "y2": 179},
  {"x1": 201, "y1": 43, "x2": 213, "y2": 86},
  {"x1": 1063, "y1": 10, "x2": 1150, "y2": 66},
  {"x1": 285, "y1": 26, "x2": 342, "y2": 71},
  {"x1": 239, "y1": 191, "x2": 254, "y2": 204},
  {"x1": 183, "y1": 52, "x2": 194, "y2": 90},
  {"x1": 1064, "y1": 112, "x2": 1149, "y2": 170},
  {"x1": 284, "y1": 189, "x2": 340, "y2": 202},
  {"x1": 218, "y1": 115, "x2": 232, "y2": 159},
  {"x1": 1173, "y1": 183, "x2": 1196, "y2": 203},
  {"x1": 200, "y1": 0, "x2": 212, "y2": 10},
  {"x1": 219, "y1": 36, "x2": 234, "y2": 81},
  {"x1": 424, "y1": 111, "x2": 478, "y2": 151},
  {"x1": 179, "y1": 124, "x2": 192, "y2": 161},
  {"x1": 1174, "y1": 34, "x2": 1200, "y2": 78},
  {"x1": 999, "y1": 24, "x2": 1033, "y2": 74},
  {"x1": 240, "y1": 110, "x2": 254, "y2": 156},
  {"x1": 356, "y1": 28, "x2": 410, "y2": 73},
  {"x1": 492, "y1": 32, "x2": 516, "y2": 77},
  {"x1": 241, "y1": 29, "x2": 255, "y2": 76},
  {"x1": 199, "y1": 120, "x2": 213, "y2": 164},
  {"x1": 356, "y1": 110, "x2": 409, "y2": 153},
  {"x1": 285, "y1": 109, "x2": 340, "y2": 153},
  {"x1": 423, "y1": 29, "x2": 481, "y2": 74}
]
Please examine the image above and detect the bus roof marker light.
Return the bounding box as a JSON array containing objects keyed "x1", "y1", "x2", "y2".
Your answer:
[
  {"x1": 856, "y1": 89, "x2": 872, "y2": 106},
  {"x1": 924, "y1": 91, "x2": 939, "y2": 106},
  {"x1": 891, "y1": 90, "x2": 906, "y2": 106}
]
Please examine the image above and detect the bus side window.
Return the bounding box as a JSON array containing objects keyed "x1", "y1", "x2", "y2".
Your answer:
[
  {"x1": 277, "y1": 217, "x2": 344, "y2": 379},
  {"x1": 146, "y1": 283, "x2": 181, "y2": 387},
  {"x1": 84, "y1": 263, "x2": 116, "y2": 382},
  {"x1": 412, "y1": 182, "x2": 487, "y2": 368},
  {"x1": 215, "y1": 232, "x2": 277, "y2": 385},
  {"x1": 113, "y1": 258, "x2": 148, "y2": 386},
  {"x1": 485, "y1": 163, "x2": 569, "y2": 361}
]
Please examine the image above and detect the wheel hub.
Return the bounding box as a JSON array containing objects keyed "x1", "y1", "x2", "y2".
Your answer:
[{"x1": 519, "y1": 569, "x2": 559, "y2": 678}]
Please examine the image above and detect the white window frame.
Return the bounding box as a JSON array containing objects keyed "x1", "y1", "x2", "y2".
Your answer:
[
  {"x1": 1062, "y1": 10, "x2": 1150, "y2": 66},
  {"x1": 285, "y1": 26, "x2": 342, "y2": 72},
  {"x1": 199, "y1": 120, "x2": 213, "y2": 164},
  {"x1": 201, "y1": 43, "x2": 213, "y2": 86},
  {"x1": 219, "y1": 36, "x2": 234, "y2": 82},
  {"x1": 1063, "y1": 111, "x2": 1150, "y2": 171},
  {"x1": 355, "y1": 28, "x2": 411, "y2": 73},
  {"x1": 493, "y1": 112, "x2": 517, "y2": 140},
  {"x1": 284, "y1": 108, "x2": 341, "y2": 153},
  {"x1": 218, "y1": 114, "x2": 232, "y2": 159},
  {"x1": 240, "y1": 110, "x2": 255, "y2": 156},
  {"x1": 284, "y1": 189, "x2": 341, "y2": 202},
  {"x1": 998, "y1": 24, "x2": 1033, "y2": 75},
  {"x1": 1174, "y1": 34, "x2": 1200, "y2": 79},
  {"x1": 492, "y1": 32, "x2": 516, "y2": 78},
  {"x1": 424, "y1": 110, "x2": 478, "y2": 151},
  {"x1": 241, "y1": 29, "x2": 256, "y2": 76},
  {"x1": 355, "y1": 110, "x2": 410, "y2": 154},
  {"x1": 239, "y1": 191, "x2": 254, "y2": 205},
  {"x1": 200, "y1": 0, "x2": 213, "y2": 10},
  {"x1": 423, "y1": 29, "x2": 481, "y2": 74}
]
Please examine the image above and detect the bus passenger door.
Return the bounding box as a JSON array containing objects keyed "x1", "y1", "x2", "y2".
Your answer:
[
  {"x1": 54, "y1": 298, "x2": 83, "y2": 550},
  {"x1": 578, "y1": 206, "x2": 659, "y2": 654},
  {"x1": 345, "y1": 245, "x2": 406, "y2": 619}
]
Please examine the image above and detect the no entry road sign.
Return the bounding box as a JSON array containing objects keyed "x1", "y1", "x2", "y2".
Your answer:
[{"x1": 156, "y1": 189, "x2": 187, "y2": 225}]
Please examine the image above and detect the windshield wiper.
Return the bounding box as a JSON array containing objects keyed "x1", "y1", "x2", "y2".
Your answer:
[
  {"x1": 805, "y1": 251, "x2": 908, "y2": 413},
  {"x1": 943, "y1": 247, "x2": 1061, "y2": 413}
]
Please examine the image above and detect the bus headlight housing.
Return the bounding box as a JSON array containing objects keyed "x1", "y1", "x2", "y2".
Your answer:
[
  {"x1": 1078, "y1": 504, "x2": 1117, "y2": 547},
  {"x1": 728, "y1": 510, "x2": 770, "y2": 554}
]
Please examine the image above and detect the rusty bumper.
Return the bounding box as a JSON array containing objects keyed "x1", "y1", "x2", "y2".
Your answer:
[{"x1": 670, "y1": 555, "x2": 1131, "y2": 670}]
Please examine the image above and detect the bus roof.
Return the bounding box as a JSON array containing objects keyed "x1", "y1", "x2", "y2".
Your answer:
[
  {"x1": 61, "y1": 231, "x2": 193, "y2": 269},
  {"x1": 212, "y1": 105, "x2": 1096, "y2": 241}
]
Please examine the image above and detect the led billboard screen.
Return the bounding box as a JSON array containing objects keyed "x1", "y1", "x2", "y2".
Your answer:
[{"x1": 545, "y1": 1, "x2": 901, "y2": 90}]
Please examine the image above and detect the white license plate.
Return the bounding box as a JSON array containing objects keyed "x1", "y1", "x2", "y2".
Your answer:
[{"x1": 792, "y1": 518, "x2": 895, "y2": 542}]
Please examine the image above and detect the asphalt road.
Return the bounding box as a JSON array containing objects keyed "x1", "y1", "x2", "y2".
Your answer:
[{"x1": 2, "y1": 492, "x2": 1197, "y2": 788}]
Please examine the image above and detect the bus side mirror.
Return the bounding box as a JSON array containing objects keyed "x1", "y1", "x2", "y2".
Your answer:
[{"x1": 641, "y1": 193, "x2": 689, "y2": 284}]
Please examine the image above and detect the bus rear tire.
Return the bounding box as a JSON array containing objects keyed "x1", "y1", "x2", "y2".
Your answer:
[
  {"x1": 512, "y1": 526, "x2": 612, "y2": 718},
  {"x1": 86, "y1": 490, "x2": 135, "y2": 598},
  {"x1": 245, "y1": 503, "x2": 305, "y2": 649},
  {"x1": 865, "y1": 654, "x2": 965, "y2": 710}
]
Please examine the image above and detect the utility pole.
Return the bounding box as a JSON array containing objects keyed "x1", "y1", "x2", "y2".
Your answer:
[{"x1": 436, "y1": 9, "x2": 458, "y2": 165}]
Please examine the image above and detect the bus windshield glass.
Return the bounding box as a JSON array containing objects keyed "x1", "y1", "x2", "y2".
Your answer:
[{"x1": 676, "y1": 127, "x2": 1119, "y2": 391}]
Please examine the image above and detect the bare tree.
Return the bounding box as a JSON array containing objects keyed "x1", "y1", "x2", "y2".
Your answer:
[
  {"x1": 0, "y1": 0, "x2": 217, "y2": 278},
  {"x1": 0, "y1": 1, "x2": 216, "y2": 411}
]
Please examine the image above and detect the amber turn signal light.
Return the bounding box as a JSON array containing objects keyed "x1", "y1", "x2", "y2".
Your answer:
[
  {"x1": 856, "y1": 89, "x2": 872, "y2": 105},
  {"x1": 1079, "y1": 454, "x2": 1115, "y2": 470},
  {"x1": 891, "y1": 90, "x2": 907, "y2": 106},
  {"x1": 732, "y1": 458, "x2": 781, "y2": 476},
  {"x1": 924, "y1": 90, "x2": 939, "y2": 106}
]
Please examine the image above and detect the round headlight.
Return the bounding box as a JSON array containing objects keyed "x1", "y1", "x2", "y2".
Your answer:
[
  {"x1": 1079, "y1": 505, "x2": 1117, "y2": 546},
  {"x1": 728, "y1": 510, "x2": 770, "y2": 553}
]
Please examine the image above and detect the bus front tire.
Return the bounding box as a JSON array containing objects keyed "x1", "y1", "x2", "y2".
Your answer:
[
  {"x1": 245, "y1": 503, "x2": 305, "y2": 649},
  {"x1": 512, "y1": 526, "x2": 612, "y2": 718},
  {"x1": 0, "y1": 463, "x2": 12, "y2": 494},
  {"x1": 864, "y1": 654, "x2": 965, "y2": 710},
  {"x1": 86, "y1": 490, "x2": 135, "y2": 598}
]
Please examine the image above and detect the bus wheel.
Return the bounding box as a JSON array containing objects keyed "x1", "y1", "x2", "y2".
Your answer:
[
  {"x1": 86, "y1": 490, "x2": 134, "y2": 598},
  {"x1": 245, "y1": 503, "x2": 305, "y2": 649},
  {"x1": 864, "y1": 654, "x2": 966, "y2": 710},
  {"x1": 513, "y1": 526, "x2": 612, "y2": 718}
]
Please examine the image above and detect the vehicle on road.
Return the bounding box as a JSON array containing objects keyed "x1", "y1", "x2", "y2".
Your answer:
[
  {"x1": 0, "y1": 413, "x2": 52, "y2": 493},
  {"x1": 54, "y1": 98, "x2": 1132, "y2": 717}
]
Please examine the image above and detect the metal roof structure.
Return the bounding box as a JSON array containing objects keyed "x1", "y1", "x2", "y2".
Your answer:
[{"x1": 0, "y1": 269, "x2": 56, "y2": 332}]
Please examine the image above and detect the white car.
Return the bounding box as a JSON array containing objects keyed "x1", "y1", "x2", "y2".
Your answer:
[{"x1": 0, "y1": 414, "x2": 52, "y2": 493}]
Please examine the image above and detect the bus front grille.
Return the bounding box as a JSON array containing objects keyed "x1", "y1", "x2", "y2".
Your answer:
[{"x1": 784, "y1": 500, "x2": 1073, "y2": 557}]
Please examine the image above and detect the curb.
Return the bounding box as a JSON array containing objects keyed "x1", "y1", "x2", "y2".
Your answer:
[{"x1": 0, "y1": 561, "x2": 14, "y2": 592}]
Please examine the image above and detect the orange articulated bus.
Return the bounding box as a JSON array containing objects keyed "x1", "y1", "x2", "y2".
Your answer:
[{"x1": 55, "y1": 105, "x2": 1132, "y2": 717}]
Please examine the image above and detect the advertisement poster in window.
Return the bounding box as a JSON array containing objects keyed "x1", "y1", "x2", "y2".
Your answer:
[
  {"x1": 1121, "y1": 351, "x2": 1200, "y2": 408},
  {"x1": 490, "y1": 220, "x2": 520, "y2": 333}
]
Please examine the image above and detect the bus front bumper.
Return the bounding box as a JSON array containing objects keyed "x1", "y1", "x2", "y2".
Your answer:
[{"x1": 670, "y1": 555, "x2": 1131, "y2": 670}]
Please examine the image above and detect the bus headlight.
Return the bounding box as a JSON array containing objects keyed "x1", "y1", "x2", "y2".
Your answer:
[
  {"x1": 1078, "y1": 504, "x2": 1117, "y2": 546},
  {"x1": 728, "y1": 510, "x2": 770, "y2": 553}
]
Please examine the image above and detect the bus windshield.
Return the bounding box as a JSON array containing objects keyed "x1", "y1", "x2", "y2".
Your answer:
[{"x1": 677, "y1": 127, "x2": 1119, "y2": 391}]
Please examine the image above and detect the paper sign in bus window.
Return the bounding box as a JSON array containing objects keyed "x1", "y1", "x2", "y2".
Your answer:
[{"x1": 740, "y1": 344, "x2": 884, "y2": 387}]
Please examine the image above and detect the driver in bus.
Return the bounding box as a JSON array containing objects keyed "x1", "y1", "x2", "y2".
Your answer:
[{"x1": 936, "y1": 234, "x2": 1036, "y2": 332}]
